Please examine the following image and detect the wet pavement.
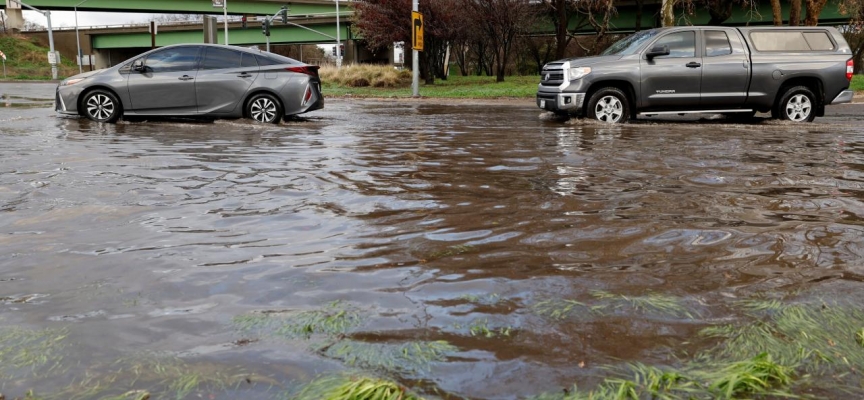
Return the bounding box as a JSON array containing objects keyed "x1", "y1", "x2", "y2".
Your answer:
[{"x1": 3, "y1": 82, "x2": 864, "y2": 399}]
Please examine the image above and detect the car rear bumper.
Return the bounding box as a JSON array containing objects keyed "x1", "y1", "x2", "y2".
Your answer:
[{"x1": 831, "y1": 90, "x2": 854, "y2": 105}]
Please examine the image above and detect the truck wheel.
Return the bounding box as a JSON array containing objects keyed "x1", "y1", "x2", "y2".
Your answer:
[
  {"x1": 773, "y1": 86, "x2": 816, "y2": 123},
  {"x1": 587, "y1": 87, "x2": 630, "y2": 123}
]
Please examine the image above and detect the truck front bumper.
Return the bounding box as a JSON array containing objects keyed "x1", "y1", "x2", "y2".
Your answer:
[
  {"x1": 831, "y1": 90, "x2": 854, "y2": 105},
  {"x1": 536, "y1": 92, "x2": 585, "y2": 113}
]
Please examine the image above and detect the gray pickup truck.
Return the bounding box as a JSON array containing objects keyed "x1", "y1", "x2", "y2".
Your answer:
[{"x1": 537, "y1": 26, "x2": 855, "y2": 123}]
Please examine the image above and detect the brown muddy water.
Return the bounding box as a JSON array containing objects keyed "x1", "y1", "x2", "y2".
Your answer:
[{"x1": 3, "y1": 82, "x2": 864, "y2": 399}]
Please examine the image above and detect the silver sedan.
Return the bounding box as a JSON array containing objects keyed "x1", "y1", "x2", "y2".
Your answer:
[{"x1": 56, "y1": 43, "x2": 324, "y2": 124}]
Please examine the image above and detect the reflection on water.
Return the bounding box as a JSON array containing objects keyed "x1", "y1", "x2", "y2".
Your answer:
[{"x1": 3, "y1": 92, "x2": 864, "y2": 398}]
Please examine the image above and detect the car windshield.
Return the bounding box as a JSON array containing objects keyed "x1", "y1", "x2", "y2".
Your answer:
[{"x1": 601, "y1": 30, "x2": 660, "y2": 56}]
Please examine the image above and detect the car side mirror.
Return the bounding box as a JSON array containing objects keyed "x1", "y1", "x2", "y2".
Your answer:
[
  {"x1": 132, "y1": 59, "x2": 145, "y2": 72},
  {"x1": 646, "y1": 45, "x2": 670, "y2": 59}
]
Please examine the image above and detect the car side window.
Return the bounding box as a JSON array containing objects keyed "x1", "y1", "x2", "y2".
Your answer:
[
  {"x1": 144, "y1": 47, "x2": 200, "y2": 73},
  {"x1": 651, "y1": 31, "x2": 696, "y2": 58},
  {"x1": 705, "y1": 31, "x2": 732, "y2": 57},
  {"x1": 241, "y1": 53, "x2": 259, "y2": 68},
  {"x1": 256, "y1": 55, "x2": 281, "y2": 66},
  {"x1": 201, "y1": 47, "x2": 242, "y2": 70}
]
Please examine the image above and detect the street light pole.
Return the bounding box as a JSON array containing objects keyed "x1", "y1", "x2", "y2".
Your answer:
[
  {"x1": 223, "y1": 0, "x2": 229, "y2": 45},
  {"x1": 74, "y1": 0, "x2": 89, "y2": 74},
  {"x1": 412, "y1": 0, "x2": 418, "y2": 97},
  {"x1": 12, "y1": 1, "x2": 57, "y2": 79},
  {"x1": 335, "y1": 0, "x2": 341, "y2": 69}
]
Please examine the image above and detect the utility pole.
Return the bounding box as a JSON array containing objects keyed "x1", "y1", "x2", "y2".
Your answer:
[
  {"x1": 223, "y1": 0, "x2": 229, "y2": 44},
  {"x1": 411, "y1": 0, "x2": 419, "y2": 97},
  {"x1": 12, "y1": 1, "x2": 57, "y2": 80},
  {"x1": 74, "y1": 0, "x2": 89, "y2": 74}
]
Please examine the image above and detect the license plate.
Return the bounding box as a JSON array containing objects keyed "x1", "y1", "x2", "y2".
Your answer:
[{"x1": 540, "y1": 100, "x2": 546, "y2": 108}]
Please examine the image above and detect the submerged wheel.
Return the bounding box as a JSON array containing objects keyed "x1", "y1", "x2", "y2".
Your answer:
[
  {"x1": 773, "y1": 86, "x2": 816, "y2": 123},
  {"x1": 81, "y1": 89, "x2": 122, "y2": 123},
  {"x1": 246, "y1": 93, "x2": 283, "y2": 124},
  {"x1": 586, "y1": 87, "x2": 630, "y2": 124}
]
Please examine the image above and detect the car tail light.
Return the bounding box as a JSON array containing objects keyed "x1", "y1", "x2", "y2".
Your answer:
[
  {"x1": 847, "y1": 59, "x2": 854, "y2": 81},
  {"x1": 302, "y1": 85, "x2": 313, "y2": 106},
  {"x1": 286, "y1": 66, "x2": 320, "y2": 77}
]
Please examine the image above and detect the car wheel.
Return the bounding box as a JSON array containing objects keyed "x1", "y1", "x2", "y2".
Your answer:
[
  {"x1": 246, "y1": 93, "x2": 283, "y2": 124},
  {"x1": 773, "y1": 86, "x2": 816, "y2": 123},
  {"x1": 81, "y1": 89, "x2": 122, "y2": 123},
  {"x1": 586, "y1": 87, "x2": 630, "y2": 124}
]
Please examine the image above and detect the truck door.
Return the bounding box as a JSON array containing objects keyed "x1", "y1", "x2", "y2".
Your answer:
[
  {"x1": 640, "y1": 30, "x2": 701, "y2": 109},
  {"x1": 700, "y1": 29, "x2": 750, "y2": 107}
]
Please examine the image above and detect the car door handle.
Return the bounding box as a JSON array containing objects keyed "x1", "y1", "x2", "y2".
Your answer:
[
  {"x1": 178, "y1": 75, "x2": 194, "y2": 81},
  {"x1": 686, "y1": 62, "x2": 701, "y2": 68},
  {"x1": 237, "y1": 73, "x2": 252, "y2": 78}
]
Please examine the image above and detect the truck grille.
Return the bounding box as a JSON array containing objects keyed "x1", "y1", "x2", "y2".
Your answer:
[{"x1": 540, "y1": 70, "x2": 565, "y2": 86}]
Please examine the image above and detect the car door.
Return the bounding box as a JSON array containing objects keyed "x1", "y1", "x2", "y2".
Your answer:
[
  {"x1": 127, "y1": 46, "x2": 201, "y2": 114},
  {"x1": 195, "y1": 47, "x2": 259, "y2": 114},
  {"x1": 639, "y1": 30, "x2": 702, "y2": 109},
  {"x1": 700, "y1": 29, "x2": 750, "y2": 107}
]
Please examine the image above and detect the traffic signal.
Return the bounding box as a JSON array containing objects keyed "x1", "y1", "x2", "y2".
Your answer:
[
  {"x1": 262, "y1": 19, "x2": 270, "y2": 36},
  {"x1": 241, "y1": 15, "x2": 247, "y2": 29},
  {"x1": 332, "y1": 46, "x2": 336, "y2": 56},
  {"x1": 281, "y1": 5, "x2": 289, "y2": 23}
]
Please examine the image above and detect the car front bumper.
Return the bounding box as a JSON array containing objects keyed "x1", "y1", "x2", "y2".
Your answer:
[{"x1": 536, "y1": 92, "x2": 585, "y2": 112}]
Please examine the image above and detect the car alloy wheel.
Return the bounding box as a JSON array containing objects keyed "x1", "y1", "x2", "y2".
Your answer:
[
  {"x1": 82, "y1": 90, "x2": 122, "y2": 123},
  {"x1": 586, "y1": 87, "x2": 630, "y2": 124},
  {"x1": 594, "y1": 95, "x2": 624, "y2": 123},
  {"x1": 784, "y1": 94, "x2": 812, "y2": 122},
  {"x1": 247, "y1": 94, "x2": 282, "y2": 124}
]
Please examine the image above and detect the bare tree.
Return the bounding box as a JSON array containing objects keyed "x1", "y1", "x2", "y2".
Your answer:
[{"x1": 464, "y1": 0, "x2": 537, "y2": 82}]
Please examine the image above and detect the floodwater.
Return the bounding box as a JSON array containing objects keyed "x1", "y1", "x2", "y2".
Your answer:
[{"x1": 3, "y1": 82, "x2": 864, "y2": 399}]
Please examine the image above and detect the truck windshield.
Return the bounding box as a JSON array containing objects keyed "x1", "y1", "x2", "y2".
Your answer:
[{"x1": 601, "y1": 30, "x2": 660, "y2": 56}]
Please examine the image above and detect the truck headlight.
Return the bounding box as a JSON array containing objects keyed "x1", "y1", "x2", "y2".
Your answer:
[{"x1": 569, "y1": 67, "x2": 591, "y2": 80}]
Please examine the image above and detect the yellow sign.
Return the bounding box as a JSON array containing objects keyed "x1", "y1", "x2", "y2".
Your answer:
[{"x1": 411, "y1": 11, "x2": 424, "y2": 51}]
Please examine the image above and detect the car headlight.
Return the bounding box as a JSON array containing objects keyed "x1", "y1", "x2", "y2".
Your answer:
[
  {"x1": 62, "y1": 78, "x2": 86, "y2": 86},
  {"x1": 569, "y1": 67, "x2": 591, "y2": 80}
]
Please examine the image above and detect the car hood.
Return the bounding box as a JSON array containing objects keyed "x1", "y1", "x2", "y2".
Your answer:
[
  {"x1": 64, "y1": 68, "x2": 106, "y2": 82},
  {"x1": 561, "y1": 55, "x2": 623, "y2": 67}
]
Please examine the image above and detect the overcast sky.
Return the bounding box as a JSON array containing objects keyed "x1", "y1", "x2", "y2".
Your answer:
[{"x1": 23, "y1": 10, "x2": 162, "y2": 28}]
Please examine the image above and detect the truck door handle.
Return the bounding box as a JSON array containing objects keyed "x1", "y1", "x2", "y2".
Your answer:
[
  {"x1": 178, "y1": 75, "x2": 194, "y2": 81},
  {"x1": 686, "y1": 62, "x2": 701, "y2": 68}
]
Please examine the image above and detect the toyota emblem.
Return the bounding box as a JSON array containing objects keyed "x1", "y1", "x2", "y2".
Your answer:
[{"x1": 544, "y1": 73, "x2": 550, "y2": 81}]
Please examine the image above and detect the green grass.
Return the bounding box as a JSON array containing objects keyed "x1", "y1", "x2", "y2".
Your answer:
[
  {"x1": 0, "y1": 326, "x2": 69, "y2": 379},
  {"x1": 851, "y1": 74, "x2": 864, "y2": 92},
  {"x1": 320, "y1": 340, "x2": 457, "y2": 373},
  {"x1": 532, "y1": 291, "x2": 698, "y2": 322},
  {"x1": 322, "y1": 74, "x2": 537, "y2": 99},
  {"x1": 294, "y1": 374, "x2": 425, "y2": 400},
  {"x1": 0, "y1": 34, "x2": 79, "y2": 80},
  {"x1": 233, "y1": 300, "x2": 363, "y2": 339}
]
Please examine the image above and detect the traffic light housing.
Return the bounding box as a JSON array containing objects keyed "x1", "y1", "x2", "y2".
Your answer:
[
  {"x1": 241, "y1": 15, "x2": 247, "y2": 29},
  {"x1": 261, "y1": 18, "x2": 271, "y2": 36},
  {"x1": 332, "y1": 46, "x2": 336, "y2": 56},
  {"x1": 281, "y1": 6, "x2": 289, "y2": 23}
]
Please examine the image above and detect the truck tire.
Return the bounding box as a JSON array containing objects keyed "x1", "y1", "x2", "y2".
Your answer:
[
  {"x1": 773, "y1": 86, "x2": 816, "y2": 123},
  {"x1": 586, "y1": 87, "x2": 630, "y2": 124}
]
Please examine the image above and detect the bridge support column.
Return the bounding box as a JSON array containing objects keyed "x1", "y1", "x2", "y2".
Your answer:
[
  {"x1": 661, "y1": 0, "x2": 676, "y2": 26},
  {"x1": 4, "y1": 1, "x2": 24, "y2": 32}
]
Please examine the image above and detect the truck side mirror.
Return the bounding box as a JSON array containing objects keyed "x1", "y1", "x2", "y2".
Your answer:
[
  {"x1": 132, "y1": 59, "x2": 146, "y2": 72},
  {"x1": 646, "y1": 45, "x2": 670, "y2": 59}
]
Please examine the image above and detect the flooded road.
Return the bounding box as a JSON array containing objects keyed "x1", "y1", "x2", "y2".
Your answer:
[{"x1": 3, "y1": 82, "x2": 864, "y2": 399}]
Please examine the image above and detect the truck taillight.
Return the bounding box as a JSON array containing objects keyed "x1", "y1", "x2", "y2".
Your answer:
[{"x1": 847, "y1": 59, "x2": 854, "y2": 81}]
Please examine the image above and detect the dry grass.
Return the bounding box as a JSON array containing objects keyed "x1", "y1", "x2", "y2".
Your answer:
[{"x1": 319, "y1": 65, "x2": 411, "y2": 88}]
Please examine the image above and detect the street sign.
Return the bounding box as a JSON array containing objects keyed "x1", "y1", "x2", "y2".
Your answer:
[
  {"x1": 0, "y1": 50, "x2": 6, "y2": 61},
  {"x1": 411, "y1": 11, "x2": 423, "y2": 51},
  {"x1": 47, "y1": 51, "x2": 58, "y2": 64},
  {"x1": 212, "y1": 0, "x2": 224, "y2": 7}
]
